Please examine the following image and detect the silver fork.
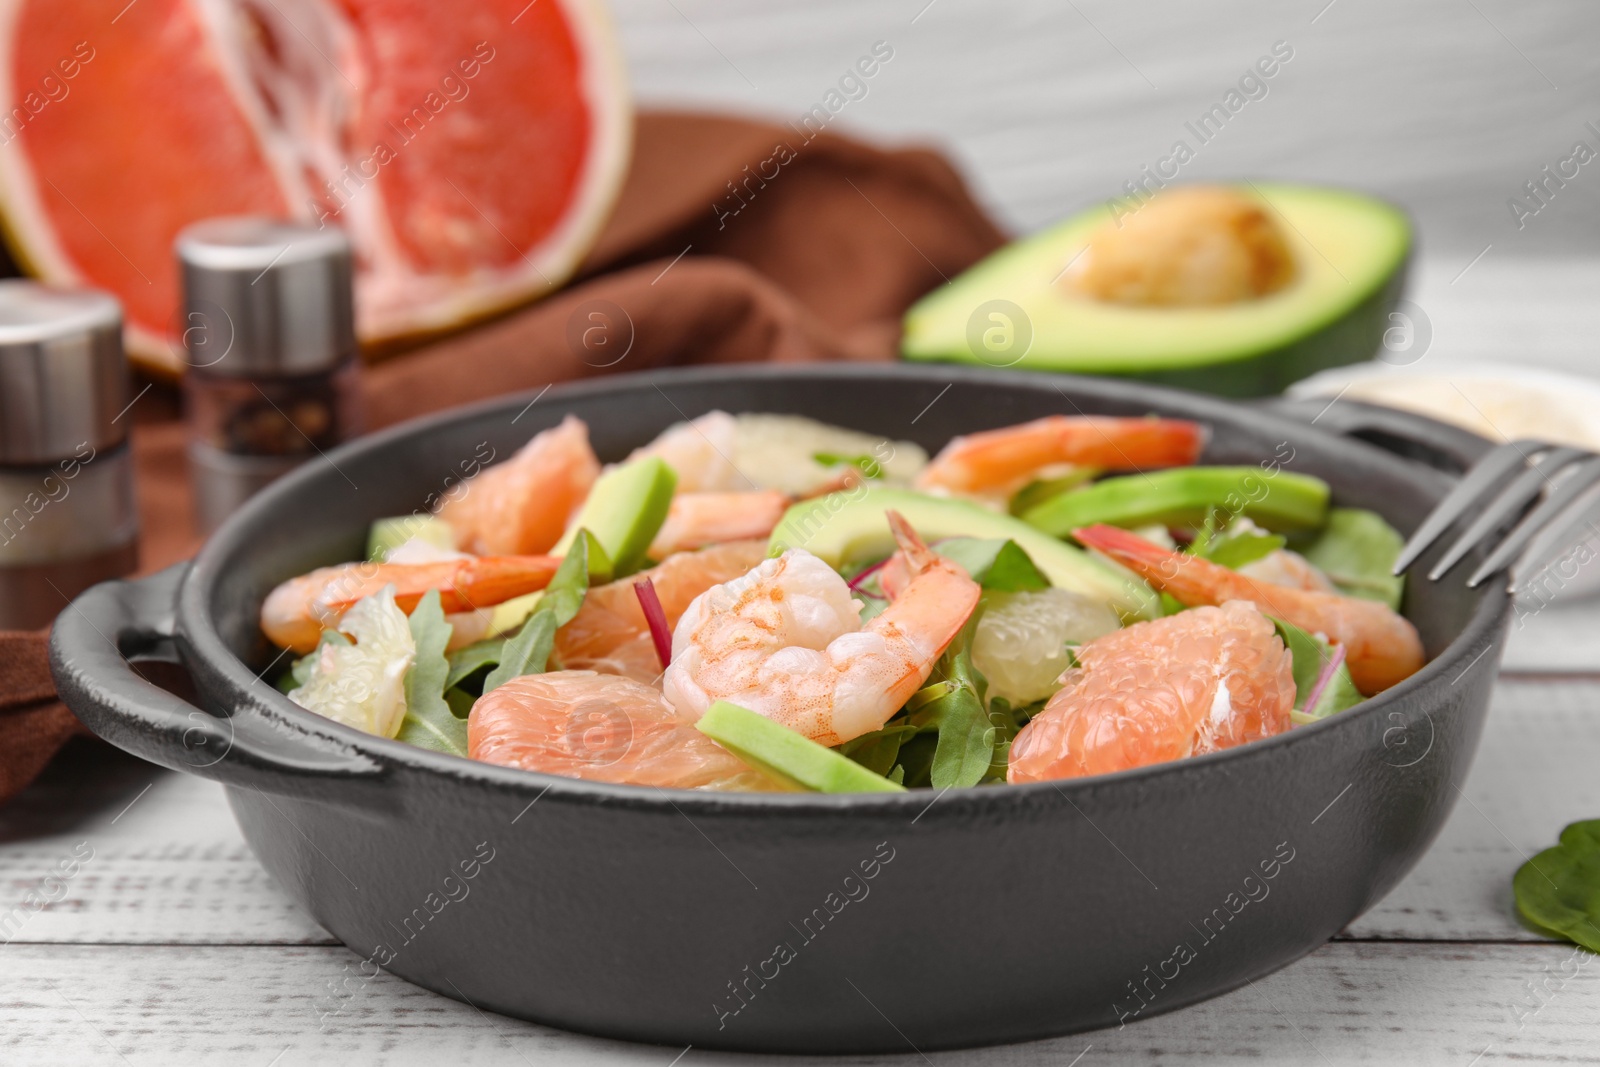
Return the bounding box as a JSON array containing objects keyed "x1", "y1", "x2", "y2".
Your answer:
[{"x1": 1393, "y1": 439, "x2": 1600, "y2": 587}]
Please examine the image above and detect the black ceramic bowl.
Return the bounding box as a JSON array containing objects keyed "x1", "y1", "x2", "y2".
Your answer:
[{"x1": 51, "y1": 365, "x2": 1507, "y2": 1053}]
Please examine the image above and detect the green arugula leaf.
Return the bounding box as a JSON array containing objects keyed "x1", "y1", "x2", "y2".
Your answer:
[
  {"x1": 908, "y1": 613, "x2": 994, "y2": 790},
  {"x1": 1007, "y1": 467, "x2": 1101, "y2": 517},
  {"x1": 1513, "y1": 820, "x2": 1600, "y2": 952},
  {"x1": 935, "y1": 538, "x2": 1050, "y2": 592},
  {"x1": 1191, "y1": 510, "x2": 1286, "y2": 570},
  {"x1": 396, "y1": 590, "x2": 466, "y2": 756},
  {"x1": 981, "y1": 698, "x2": 1028, "y2": 783},
  {"x1": 444, "y1": 686, "x2": 476, "y2": 719},
  {"x1": 482, "y1": 535, "x2": 591, "y2": 693},
  {"x1": 1272, "y1": 617, "x2": 1363, "y2": 720},
  {"x1": 892, "y1": 733, "x2": 939, "y2": 789},
  {"x1": 1297, "y1": 507, "x2": 1406, "y2": 610},
  {"x1": 445, "y1": 638, "x2": 505, "y2": 690},
  {"x1": 813, "y1": 452, "x2": 883, "y2": 479},
  {"x1": 483, "y1": 614, "x2": 558, "y2": 695},
  {"x1": 839, "y1": 720, "x2": 921, "y2": 777},
  {"x1": 1204, "y1": 529, "x2": 1286, "y2": 569}
]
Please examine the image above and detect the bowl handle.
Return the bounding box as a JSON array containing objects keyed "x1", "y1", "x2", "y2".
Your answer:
[
  {"x1": 49, "y1": 563, "x2": 386, "y2": 799},
  {"x1": 1256, "y1": 396, "x2": 1493, "y2": 476}
]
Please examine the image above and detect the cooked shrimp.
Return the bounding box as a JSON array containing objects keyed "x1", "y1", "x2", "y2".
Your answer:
[
  {"x1": 648, "y1": 490, "x2": 791, "y2": 559},
  {"x1": 663, "y1": 511, "x2": 980, "y2": 745},
  {"x1": 469, "y1": 671, "x2": 785, "y2": 790},
  {"x1": 556, "y1": 540, "x2": 770, "y2": 684},
  {"x1": 1007, "y1": 600, "x2": 1296, "y2": 782},
  {"x1": 627, "y1": 410, "x2": 747, "y2": 491},
  {"x1": 437, "y1": 415, "x2": 600, "y2": 555},
  {"x1": 1073, "y1": 524, "x2": 1423, "y2": 695},
  {"x1": 915, "y1": 415, "x2": 1206, "y2": 498},
  {"x1": 1238, "y1": 548, "x2": 1334, "y2": 592},
  {"x1": 262, "y1": 555, "x2": 561, "y2": 654}
]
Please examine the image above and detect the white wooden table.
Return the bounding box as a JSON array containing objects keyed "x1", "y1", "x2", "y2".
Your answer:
[{"x1": 3, "y1": 253, "x2": 1598, "y2": 1065}]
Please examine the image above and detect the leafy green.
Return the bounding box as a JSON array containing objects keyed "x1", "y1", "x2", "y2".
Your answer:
[
  {"x1": 1514, "y1": 820, "x2": 1600, "y2": 952},
  {"x1": 813, "y1": 452, "x2": 884, "y2": 479},
  {"x1": 892, "y1": 732, "x2": 939, "y2": 789},
  {"x1": 936, "y1": 538, "x2": 1050, "y2": 592},
  {"x1": 1007, "y1": 467, "x2": 1101, "y2": 517},
  {"x1": 396, "y1": 591, "x2": 466, "y2": 756},
  {"x1": 1297, "y1": 508, "x2": 1405, "y2": 611},
  {"x1": 839, "y1": 721, "x2": 921, "y2": 777},
  {"x1": 444, "y1": 686, "x2": 476, "y2": 719},
  {"x1": 1190, "y1": 509, "x2": 1285, "y2": 570},
  {"x1": 446, "y1": 638, "x2": 506, "y2": 690},
  {"x1": 1272, "y1": 618, "x2": 1363, "y2": 720},
  {"x1": 904, "y1": 613, "x2": 994, "y2": 789},
  {"x1": 482, "y1": 535, "x2": 591, "y2": 693},
  {"x1": 982, "y1": 697, "x2": 1030, "y2": 783}
]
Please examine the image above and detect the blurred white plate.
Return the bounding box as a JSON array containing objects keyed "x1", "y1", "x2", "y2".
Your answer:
[{"x1": 1290, "y1": 361, "x2": 1600, "y2": 603}]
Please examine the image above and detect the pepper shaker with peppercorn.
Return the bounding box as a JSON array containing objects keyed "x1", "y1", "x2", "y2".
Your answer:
[
  {"x1": 0, "y1": 281, "x2": 139, "y2": 630},
  {"x1": 176, "y1": 218, "x2": 362, "y2": 534}
]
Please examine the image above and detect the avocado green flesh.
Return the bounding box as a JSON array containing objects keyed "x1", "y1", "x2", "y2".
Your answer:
[
  {"x1": 553, "y1": 457, "x2": 677, "y2": 577},
  {"x1": 1023, "y1": 467, "x2": 1330, "y2": 536},
  {"x1": 767, "y1": 487, "x2": 1158, "y2": 620},
  {"x1": 900, "y1": 183, "x2": 1411, "y2": 397},
  {"x1": 696, "y1": 701, "x2": 905, "y2": 793},
  {"x1": 366, "y1": 515, "x2": 455, "y2": 562}
]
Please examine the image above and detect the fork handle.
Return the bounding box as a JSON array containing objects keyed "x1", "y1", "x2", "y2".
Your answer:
[{"x1": 1256, "y1": 397, "x2": 1493, "y2": 476}]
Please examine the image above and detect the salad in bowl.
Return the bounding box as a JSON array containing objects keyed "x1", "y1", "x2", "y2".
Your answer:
[{"x1": 261, "y1": 409, "x2": 1423, "y2": 792}]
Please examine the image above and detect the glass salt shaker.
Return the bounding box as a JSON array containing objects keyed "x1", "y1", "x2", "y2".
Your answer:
[
  {"x1": 176, "y1": 218, "x2": 362, "y2": 533},
  {"x1": 0, "y1": 282, "x2": 139, "y2": 630}
]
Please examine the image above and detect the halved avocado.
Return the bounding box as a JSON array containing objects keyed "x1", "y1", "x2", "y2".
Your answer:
[
  {"x1": 767, "y1": 487, "x2": 1158, "y2": 621},
  {"x1": 900, "y1": 183, "x2": 1410, "y2": 397}
]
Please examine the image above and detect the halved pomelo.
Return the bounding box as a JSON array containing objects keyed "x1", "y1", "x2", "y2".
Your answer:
[{"x1": 0, "y1": 0, "x2": 631, "y2": 374}]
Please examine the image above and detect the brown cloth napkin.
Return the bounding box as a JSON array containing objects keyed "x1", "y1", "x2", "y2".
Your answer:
[{"x1": 0, "y1": 109, "x2": 1006, "y2": 806}]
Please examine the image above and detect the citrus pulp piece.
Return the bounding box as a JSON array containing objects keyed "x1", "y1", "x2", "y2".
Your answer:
[
  {"x1": 468, "y1": 670, "x2": 785, "y2": 791},
  {"x1": 1007, "y1": 600, "x2": 1295, "y2": 782}
]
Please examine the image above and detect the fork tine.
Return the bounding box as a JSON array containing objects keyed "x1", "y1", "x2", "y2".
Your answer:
[
  {"x1": 1427, "y1": 446, "x2": 1588, "y2": 581},
  {"x1": 1392, "y1": 440, "x2": 1545, "y2": 575},
  {"x1": 1468, "y1": 454, "x2": 1600, "y2": 586}
]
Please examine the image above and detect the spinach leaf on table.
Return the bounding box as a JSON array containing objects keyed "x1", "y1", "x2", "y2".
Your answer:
[{"x1": 1514, "y1": 819, "x2": 1600, "y2": 953}]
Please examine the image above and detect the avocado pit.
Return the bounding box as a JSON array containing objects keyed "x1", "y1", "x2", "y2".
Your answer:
[{"x1": 1064, "y1": 186, "x2": 1297, "y2": 307}]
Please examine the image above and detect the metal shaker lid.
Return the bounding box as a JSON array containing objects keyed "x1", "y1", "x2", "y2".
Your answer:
[
  {"x1": 0, "y1": 281, "x2": 129, "y2": 464},
  {"x1": 175, "y1": 217, "x2": 355, "y2": 376}
]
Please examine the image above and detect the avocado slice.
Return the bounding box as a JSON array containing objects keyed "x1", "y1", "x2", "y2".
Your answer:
[
  {"x1": 1022, "y1": 467, "x2": 1330, "y2": 536},
  {"x1": 366, "y1": 514, "x2": 455, "y2": 562},
  {"x1": 553, "y1": 456, "x2": 677, "y2": 578},
  {"x1": 901, "y1": 183, "x2": 1410, "y2": 397},
  {"x1": 768, "y1": 486, "x2": 1157, "y2": 620},
  {"x1": 696, "y1": 700, "x2": 905, "y2": 793}
]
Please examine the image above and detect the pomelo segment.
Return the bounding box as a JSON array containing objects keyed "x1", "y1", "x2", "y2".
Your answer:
[{"x1": 0, "y1": 0, "x2": 631, "y2": 374}]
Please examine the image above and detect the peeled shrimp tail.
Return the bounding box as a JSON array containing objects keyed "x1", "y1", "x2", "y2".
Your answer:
[
  {"x1": 915, "y1": 416, "x2": 1206, "y2": 495},
  {"x1": 1073, "y1": 523, "x2": 1423, "y2": 695},
  {"x1": 262, "y1": 555, "x2": 562, "y2": 653}
]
